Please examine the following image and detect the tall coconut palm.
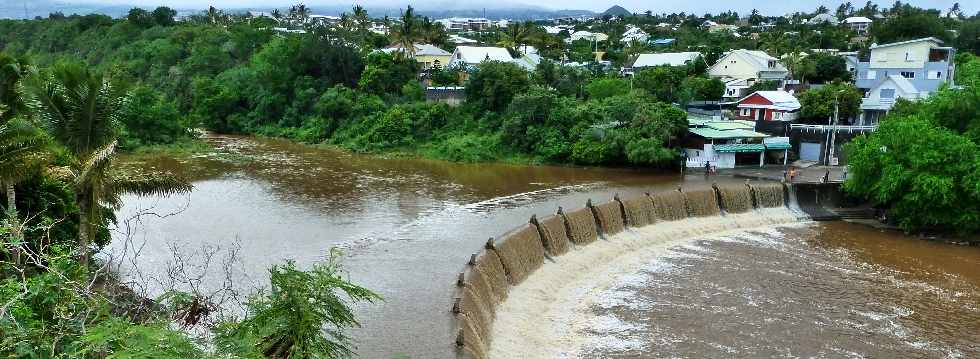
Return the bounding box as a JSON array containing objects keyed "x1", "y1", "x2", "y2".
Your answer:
[
  {"x1": 19, "y1": 62, "x2": 192, "y2": 266},
  {"x1": 498, "y1": 21, "x2": 536, "y2": 54},
  {"x1": 0, "y1": 54, "x2": 48, "y2": 268},
  {"x1": 352, "y1": 5, "x2": 370, "y2": 33},
  {"x1": 389, "y1": 6, "x2": 420, "y2": 59}
]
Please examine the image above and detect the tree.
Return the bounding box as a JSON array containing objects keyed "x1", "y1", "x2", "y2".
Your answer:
[
  {"x1": 797, "y1": 82, "x2": 862, "y2": 124},
  {"x1": 0, "y1": 54, "x2": 48, "y2": 268},
  {"x1": 845, "y1": 115, "x2": 980, "y2": 233},
  {"x1": 150, "y1": 6, "x2": 177, "y2": 27},
  {"x1": 19, "y1": 62, "x2": 192, "y2": 265},
  {"x1": 803, "y1": 53, "x2": 851, "y2": 83},
  {"x1": 389, "y1": 6, "x2": 420, "y2": 58},
  {"x1": 633, "y1": 66, "x2": 685, "y2": 103},
  {"x1": 126, "y1": 8, "x2": 154, "y2": 28},
  {"x1": 357, "y1": 52, "x2": 419, "y2": 97},
  {"x1": 957, "y1": 19, "x2": 980, "y2": 56},
  {"x1": 677, "y1": 77, "x2": 724, "y2": 104},
  {"x1": 871, "y1": 13, "x2": 948, "y2": 43},
  {"x1": 746, "y1": 80, "x2": 780, "y2": 93},
  {"x1": 585, "y1": 77, "x2": 629, "y2": 99},
  {"x1": 464, "y1": 61, "x2": 530, "y2": 112}
]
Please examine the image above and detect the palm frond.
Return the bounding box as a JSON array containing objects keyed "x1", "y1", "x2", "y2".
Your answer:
[
  {"x1": 110, "y1": 172, "x2": 193, "y2": 198},
  {"x1": 75, "y1": 139, "x2": 117, "y2": 188}
]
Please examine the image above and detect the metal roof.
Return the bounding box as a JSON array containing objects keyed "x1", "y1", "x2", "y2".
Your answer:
[
  {"x1": 714, "y1": 143, "x2": 766, "y2": 153},
  {"x1": 689, "y1": 127, "x2": 769, "y2": 139}
]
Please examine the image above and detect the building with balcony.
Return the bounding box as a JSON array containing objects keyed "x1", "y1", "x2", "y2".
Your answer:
[
  {"x1": 708, "y1": 50, "x2": 789, "y2": 100},
  {"x1": 854, "y1": 37, "x2": 955, "y2": 125},
  {"x1": 842, "y1": 16, "x2": 872, "y2": 35}
]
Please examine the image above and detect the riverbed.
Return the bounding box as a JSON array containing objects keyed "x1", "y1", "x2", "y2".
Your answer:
[{"x1": 111, "y1": 134, "x2": 980, "y2": 358}]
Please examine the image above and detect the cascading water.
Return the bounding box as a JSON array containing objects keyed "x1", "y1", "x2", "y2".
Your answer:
[
  {"x1": 454, "y1": 185, "x2": 799, "y2": 359},
  {"x1": 751, "y1": 182, "x2": 786, "y2": 208},
  {"x1": 621, "y1": 196, "x2": 657, "y2": 227},
  {"x1": 592, "y1": 200, "x2": 626, "y2": 236},
  {"x1": 716, "y1": 185, "x2": 755, "y2": 213},
  {"x1": 561, "y1": 207, "x2": 599, "y2": 245},
  {"x1": 684, "y1": 189, "x2": 721, "y2": 217},
  {"x1": 650, "y1": 191, "x2": 688, "y2": 221}
]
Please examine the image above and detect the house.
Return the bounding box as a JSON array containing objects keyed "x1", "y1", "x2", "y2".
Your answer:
[
  {"x1": 807, "y1": 13, "x2": 838, "y2": 25},
  {"x1": 623, "y1": 52, "x2": 701, "y2": 75},
  {"x1": 380, "y1": 44, "x2": 452, "y2": 70},
  {"x1": 513, "y1": 53, "x2": 543, "y2": 71},
  {"x1": 568, "y1": 31, "x2": 608, "y2": 42},
  {"x1": 853, "y1": 37, "x2": 956, "y2": 125},
  {"x1": 620, "y1": 25, "x2": 649, "y2": 43},
  {"x1": 708, "y1": 23, "x2": 739, "y2": 34},
  {"x1": 683, "y1": 118, "x2": 791, "y2": 168},
  {"x1": 448, "y1": 46, "x2": 514, "y2": 69},
  {"x1": 447, "y1": 34, "x2": 478, "y2": 45},
  {"x1": 735, "y1": 91, "x2": 801, "y2": 122},
  {"x1": 708, "y1": 49, "x2": 789, "y2": 99},
  {"x1": 842, "y1": 16, "x2": 873, "y2": 35},
  {"x1": 436, "y1": 18, "x2": 492, "y2": 32}
]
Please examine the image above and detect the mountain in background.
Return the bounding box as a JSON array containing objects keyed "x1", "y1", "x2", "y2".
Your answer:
[
  {"x1": 601, "y1": 5, "x2": 632, "y2": 17},
  {"x1": 0, "y1": 0, "x2": 132, "y2": 19},
  {"x1": 0, "y1": 0, "x2": 595, "y2": 20}
]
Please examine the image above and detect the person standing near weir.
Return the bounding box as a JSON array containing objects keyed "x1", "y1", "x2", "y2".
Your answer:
[{"x1": 705, "y1": 161, "x2": 711, "y2": 176}]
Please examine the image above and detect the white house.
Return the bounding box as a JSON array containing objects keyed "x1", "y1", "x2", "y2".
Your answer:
[
  {"x1": 448, "y1": 46, "x2": 514, "y2": 69},
  {"x1": 842, "y1": 16, "x2": 873, "y2": 35},
  {"x1": 447, "y1": 34, "x2": 478, "y2": 45},
  {"x1": 807, "y1": 13, "x2": 838, "y2": 25},
  {"x1": 623, "y1": 52, "x2": 701, "y2": 75},
  {"x1": 620, "y1": 25, "x2": 650, "y2": 43},
  {"x1": 568, "y1": 31, "x2": 609, "y2": 42},
  {"x1": 708, "y1": 50, "x2": 789, "y2": 99},
  {"x1": 854, "y1": 37, "x2": 956, "y2": 125},
  {"x1": 684, "y1": 118, "x2": 788, "y2": 169}
]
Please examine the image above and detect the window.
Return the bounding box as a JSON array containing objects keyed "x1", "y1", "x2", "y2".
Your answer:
[
  {"x1": 880, "y1": 89, "x2": 895, "y2": 98},
  {"x1": 905, "y1": 52, "x2": 915, "y2": 61},
  {"x1": 773, "y1": 112, "x2": 783, "y2": 120},
  {"x1": 767, "y1": 60, "x2": 776, "y2": 68},
  {"x1": 928, "y1": 71, "x2": 943, "y2": 79},
  {"x1": 740, "y1": 108, "x2": 751, "y2": 117},
  {"x1": 867, "y1": 70, "x2": 877, "y2": 79},
  {"x1": 900, "y1": 71, "x2": 915, "y2": 79}
]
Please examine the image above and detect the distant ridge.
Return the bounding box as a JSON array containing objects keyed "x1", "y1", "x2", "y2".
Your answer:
[
  {"x1": 0, "y1": 0, "x2": 595, "y2": 21},
  {"x1": 602, "y1": 5, "x2": 633, "y2": 17}
]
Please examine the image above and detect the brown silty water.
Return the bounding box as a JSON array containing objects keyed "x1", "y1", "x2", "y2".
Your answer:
[
  {"x1": 592, "y1": 200, "x2": 626, "y2": 236},
  {"x1": 621, "y1": 196, "x2": 657, "y2": 227},
  {"x1": 532, "y1": 215, "x2": 571, "y2": 257},
  {"x1": 683, "y1": 189, "x2": 721, "y2": 217},
  {"x1": 650, "y1": 190, "x2": 688, "y2": 221},
  {"x1": 751, "y1": 182, "x2": 786, "y2": 208},
  {"x1": 583, "y1": 221, "x2": 980, "y2": 358},
  {"x1": 716, "y1": 185, "x2": 755, "y2": 213},
  {"x1": 562, "y1": 207, "x2": 600, "y2": 246},
  {"x1": 113, "y1": 134, "x2": 980, "y2": 358}
]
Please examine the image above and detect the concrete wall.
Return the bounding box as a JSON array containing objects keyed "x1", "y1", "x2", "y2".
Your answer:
[{"x1": 452, "y1": 186, "x2": 790, "y2": 358}]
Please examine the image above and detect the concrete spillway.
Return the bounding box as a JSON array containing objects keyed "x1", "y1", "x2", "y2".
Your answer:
[{"x1": 451, "y1": 183, "x2": 803, "y2": 359}]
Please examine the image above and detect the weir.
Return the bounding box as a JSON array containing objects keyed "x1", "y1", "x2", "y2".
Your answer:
[{"x1": 452, "y1": 182, "x2": 800, "y2": 359}]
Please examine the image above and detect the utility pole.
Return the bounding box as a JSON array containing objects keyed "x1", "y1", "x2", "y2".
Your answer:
[{"x1": 827, "y1": 90, "x2": 843, "y2": 166}]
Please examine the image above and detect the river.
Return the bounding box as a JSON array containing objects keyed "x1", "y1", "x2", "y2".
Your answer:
[{"x1": 111, "y1": 134, "x2": 980, "y2": 358}]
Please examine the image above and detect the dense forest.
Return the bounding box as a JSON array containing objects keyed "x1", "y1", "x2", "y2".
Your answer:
[{"x1": 0, "y1": 1, "x2": 978, "y2": 357}]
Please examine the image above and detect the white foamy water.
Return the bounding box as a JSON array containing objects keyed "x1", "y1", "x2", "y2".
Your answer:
[{"x1": 488, "y1": 208, "x2": 802, "y2": 358}]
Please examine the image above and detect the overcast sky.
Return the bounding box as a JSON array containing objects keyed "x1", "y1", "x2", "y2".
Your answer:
[{"x1": 52, "y1": 0, "x2": 977, "y2": 15}]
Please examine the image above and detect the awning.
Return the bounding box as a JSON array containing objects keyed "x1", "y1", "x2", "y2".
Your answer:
[
  {"x1": 765, "y1": 142, "x2": 792, "y2": 150},
  {"x1": 714, "y1": 144, "x2": 766, "y2": 153}
]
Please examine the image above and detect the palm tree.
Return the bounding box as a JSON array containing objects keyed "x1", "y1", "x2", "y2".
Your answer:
[
  {"x1": 19, "y1": 62, "x2": 192, "y2": 266},
  {"x1": 498, "y1": 22, "x2": 534, "y2": 53},
  {"x1": 389, "y1": 6, "x2": 421, "y2": 59},
  {"x1": 352, "y1": 5, "x2": 369, "y2": 33},
  {"x1": 0, "y1": 54, "x2": 48, "y2": 268}
]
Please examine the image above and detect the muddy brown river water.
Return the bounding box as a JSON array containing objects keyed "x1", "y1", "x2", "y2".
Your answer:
[{"x1": 111, "y1": 135, "x2": 980, "y2": 358}]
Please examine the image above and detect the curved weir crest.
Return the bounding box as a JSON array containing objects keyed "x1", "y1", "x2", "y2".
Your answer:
[{"x1": 451, "y1": 183, "x2": 804, "y2": 358}]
